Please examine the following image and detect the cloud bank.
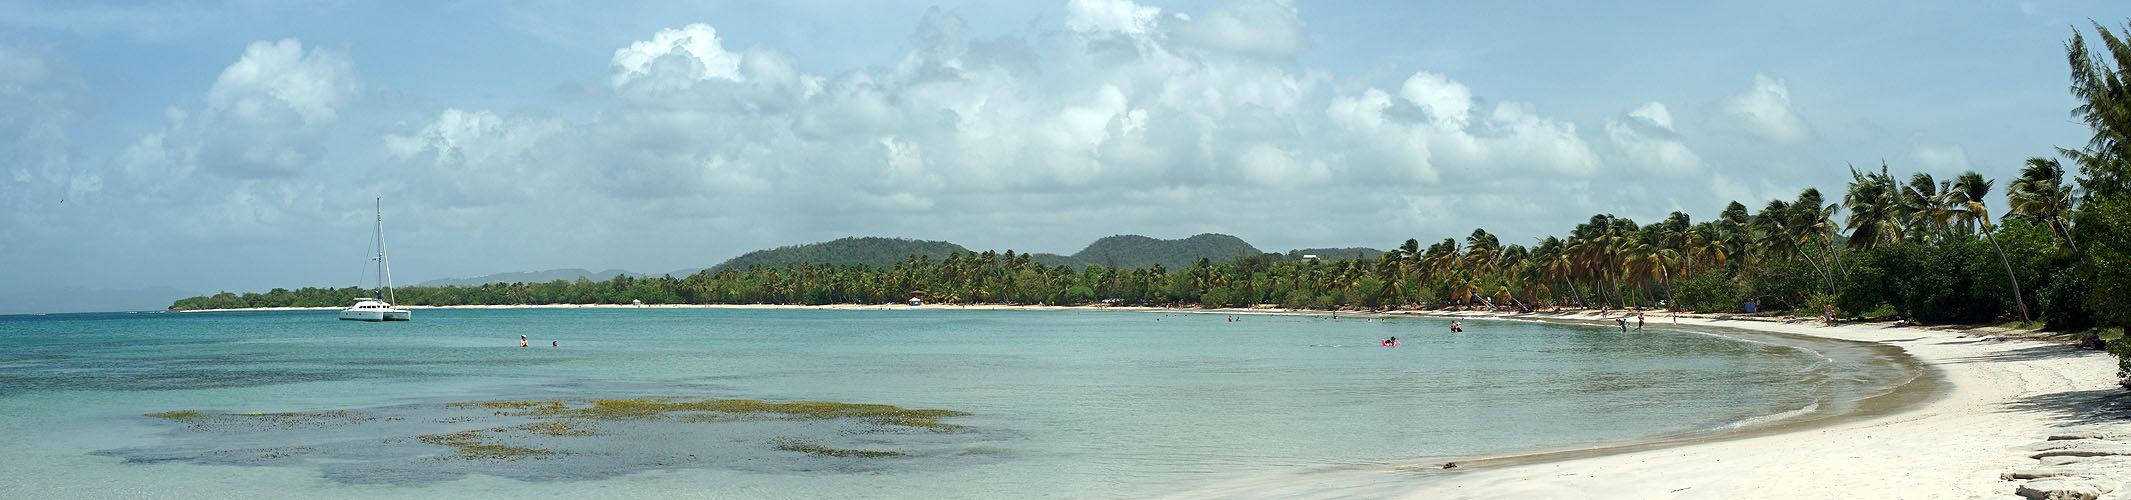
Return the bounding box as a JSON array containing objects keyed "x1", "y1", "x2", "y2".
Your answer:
[{"x1": 3, "y1": 0, "x2": 1885, "y2": 293}]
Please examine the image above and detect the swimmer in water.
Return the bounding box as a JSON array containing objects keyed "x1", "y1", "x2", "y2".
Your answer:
[{"x1": 520, "y1": 335, "x2": 529, "y2": 348}]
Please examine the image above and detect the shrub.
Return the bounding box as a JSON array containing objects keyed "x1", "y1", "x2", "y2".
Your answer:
[{"x1": 1674, "y1": 270, "x2": 1741, "y2": 313}]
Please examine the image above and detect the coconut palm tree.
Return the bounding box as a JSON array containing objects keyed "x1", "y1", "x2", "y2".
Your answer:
[
  {"x1": 2065, "y1": 21, "x2": 2131, "y2": 192},
  {"x1": 1843, "y1": 163, "x2": 1903, "y2": 250},
  {"x1": 2008, "y1": 156, "x2": 2081, "y2": 252},
  {"x1": 1793, "y1": 188, "x2": 1847, "y2": 280},
  {"x1": 1949, "y1": 171, "x2": 2031, "y2": 322},
  {"x1": 1900, "y1": 172, "x2": 1955, "y2": 242}
]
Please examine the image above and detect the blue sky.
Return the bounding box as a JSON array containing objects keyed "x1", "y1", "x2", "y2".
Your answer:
[{"x1": 1, "y1": 0, "x2": 2123, "y2": 300}]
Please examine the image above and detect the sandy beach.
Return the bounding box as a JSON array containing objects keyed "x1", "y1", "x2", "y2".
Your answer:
[
  {"x1": 185, "y1": 302, "x2": 2130, "y2": 498},
  {"x1": 1375, "y1": 309, "x2": 2130, "y2": 500}
]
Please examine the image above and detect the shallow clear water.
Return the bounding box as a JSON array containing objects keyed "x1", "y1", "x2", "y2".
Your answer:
[{"x1": 0, "y1": 309, "x2": 1906, "y2": 498}]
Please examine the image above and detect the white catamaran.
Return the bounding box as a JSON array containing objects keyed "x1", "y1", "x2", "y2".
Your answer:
[{"x1": 341, "y1": 198, "x2": 411, "y2": 321}]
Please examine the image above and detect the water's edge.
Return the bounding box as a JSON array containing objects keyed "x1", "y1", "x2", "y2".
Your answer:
[{"x1": 1384, "y1": 314, "x2": 1941, "y2": 474}]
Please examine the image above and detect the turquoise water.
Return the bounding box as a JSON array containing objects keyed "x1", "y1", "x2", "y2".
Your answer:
[{"x1": 0, "y1": 309, "x2": 1910, "y2": 498}]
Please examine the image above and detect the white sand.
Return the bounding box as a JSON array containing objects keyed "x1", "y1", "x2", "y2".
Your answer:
[{"x1": 1388, "y1": 310, "x2": 2128, "y2": 499}]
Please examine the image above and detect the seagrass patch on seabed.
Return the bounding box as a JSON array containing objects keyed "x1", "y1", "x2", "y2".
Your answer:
[{"x1": 99, "y1": 396, "x2": 1004, "y2": 484}]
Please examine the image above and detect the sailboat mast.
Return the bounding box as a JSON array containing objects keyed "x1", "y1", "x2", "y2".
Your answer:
[{"x1": 377, "y1": 197, "x2": 395, "y2": 303}]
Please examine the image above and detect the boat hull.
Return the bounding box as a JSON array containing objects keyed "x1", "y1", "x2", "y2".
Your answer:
[{"x1": 338, "y1": 309, "x2": 412, "y2": 321}]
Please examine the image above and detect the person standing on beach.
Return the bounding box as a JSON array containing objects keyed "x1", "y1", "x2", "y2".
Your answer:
[{"x1": 520, "y1": 335, "x2": 528, "y2": 348}]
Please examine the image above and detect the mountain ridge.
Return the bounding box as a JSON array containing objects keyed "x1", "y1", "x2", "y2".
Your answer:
[{"x1": 416, "y1": 235, "x2": 1379, "y2": 289}]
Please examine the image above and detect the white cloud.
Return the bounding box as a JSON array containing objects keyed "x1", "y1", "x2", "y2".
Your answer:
[
  {"x1": 1065, "y1": 0, "x2": 1162, "y2": 37},
  {"x1": 207, "y1": 39, "x2": 357, "y2": 127},
  {"x1": 1721, "y1": 73, "x2": 1811, "y2": 143},
  {"x1": 1606, "y1": 101, "x2": 1702, "y2": 175},
  {"x1": 147, "y1": 39, "x2": 363, "y2": 179},
  {"x1": 11, "y1": 6, "x2": 1737, "y2": 291},
  {"x1": 1326, "y1": 72, "x2": 1601, "y2": 183},
  {"x1": 1236, "y1": 143, "x2": 1329, "y2": 184},
  {"x1": 1628, "y1": 101, "x2": 1673, "y2": 131},
  {"x1": 609, "y1": 23, "x2": 743, "y2": 89},
  {"x1": 1399, "y1": 71, "x2": 1474, "y2": 130},
  {"x1": 1172, "y1": 0, "x2": 1310, "y2": 60},
  {"x1": 382, "y1": 108, "x2": 567, "y2": 207}
]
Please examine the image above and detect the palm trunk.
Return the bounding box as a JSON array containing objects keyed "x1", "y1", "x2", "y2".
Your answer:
[
  {"x1": 1661, "y1": 267, "x2": 1677, "y2": 307},
  {"x1": 1796, "y1": 247, "x2": 1837, "y2": 296},
  {"x1": 1820, "y1": 235, "x2": 1847, "y2": 279},
  {"x1": 2054, "y1": 218, "x2": 2082, "y2": 254},
  {"x1": 1981, "y1": 229, "x2": 2032, "y2": 322}
]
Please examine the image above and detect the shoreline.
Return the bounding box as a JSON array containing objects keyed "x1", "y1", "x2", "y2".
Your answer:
[
  {"x1": 172, "y1": 303, "x2": 2126, "y2": 497},
  {"x1": 1377, "y1": 309, "x2": 2128, "y2": 499}
]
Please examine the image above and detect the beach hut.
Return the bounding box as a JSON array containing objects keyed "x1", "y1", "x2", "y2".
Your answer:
[{"x1": 908, "y1": 290, "x2": 926, "y2": 306}]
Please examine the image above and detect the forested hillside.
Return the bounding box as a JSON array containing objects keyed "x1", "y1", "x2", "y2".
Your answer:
[
  {"x1": 1064, "y1": 233, "x2": 1262, "y2": 270},
  {"x1": 417, "y1": 269, "x2": 643, "y2": 287},
  {"x1": 708, "y1": 237, "x2": 970, "y2": 273}
]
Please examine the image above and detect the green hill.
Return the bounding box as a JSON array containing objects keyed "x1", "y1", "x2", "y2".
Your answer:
[
  {"x1": 1066, "y1": 233, "x2": 1262, "y2": 270},
  {"x1": 705, "y1": 234, "x2": 1272, "y2": 273},
  {"x1": 708, "y1": 237, "x2": 970, "y2": 273},
  {"x1": 416, "y1": 268, "x2": 643, "y2": 287}
]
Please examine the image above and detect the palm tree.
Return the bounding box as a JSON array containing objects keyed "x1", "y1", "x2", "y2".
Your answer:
[
  {"x1": 1843, "y1": 163, "x2": 1903, "y2": 250},
  {"x1": 1793, "y1": 188, "x2": 1848, "y2": 280},
  {"x1": 1900, "y1": 172, "x2": 1954, "y2": 242},
  {"x1": 1949, "y1": 171, "x2": 2031, "y2": 322},
  {"x1": 2066, "y1": 20, "x2": 2131, "y2": 196},
  {"x1": 1755, "y1": 198, "x2": 1837, "y2": 295},
  {"x1": 1716, "y1": 201, "x2": 1756, "y2": 268},
  {"x1": 2008, "y1": 156, "x2": 2081, "y2": 252}
]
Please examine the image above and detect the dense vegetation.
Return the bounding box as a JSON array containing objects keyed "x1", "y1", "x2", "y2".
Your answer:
[
  {"x1": 173, "y1": 23, "x2": 2131, "y2": 353},
  {"x1": 1048, "y1": 233, "x2": 1263, "y2": 270},
  {"x1": 708, "y1": 237, "x2": 970, "y2": 273},
  {"x1": 415, "y1": 268, "x2": 645, "y2": 288}
]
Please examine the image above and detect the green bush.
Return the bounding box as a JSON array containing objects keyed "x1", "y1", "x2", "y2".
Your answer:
[
  {"x1": 1674, "y1": 270, "x2": 1742, "y2": 313},
  {"x1": 2040, "y1": 267, "x2": 2095, "y2": 331},
  {"x1": 1839, "y1": 241, "x2": 2006, "y2": 324}
]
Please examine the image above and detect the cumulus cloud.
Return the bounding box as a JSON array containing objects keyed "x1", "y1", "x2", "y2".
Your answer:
[
  {"x1": 1171, "y1": 0, "x2": 1310, "y2": 60},
  {"x1": 1721, "y1": 73, "x2": 1811, "y2": 143},
  {"x1": 122, "y1": 39, "x2": 362, "y2": 180},
  {"x1": 382, "y1": 108, "x2": 565, "y2": 207},
  {"x1": 70, "y1": 37, "x2": 361, "y2": 248},
  {"x1": 610, "y1": 23, "x2": 743, "y2": 88},
  {"x1": 1065, "y1": 0, "x2": 1163, "y2": 37},
  {"x1": 1325, "y1": 71, "x2": 1601, "y2": 183},
  {"x1": 22, "y1": 4, "x2": 1744, "y2": 292},
  {"x1": 208, "y1": 39, "x2": 357, "y2": 126},
  {"x1": 1399, "y1": 72, "x2": 1474, "y2": 129},
  {"x1": 1606, "y1": 101, "x2": 1703, "y2": 174}
]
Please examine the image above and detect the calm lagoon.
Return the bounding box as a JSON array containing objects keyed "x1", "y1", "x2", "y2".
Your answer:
[{"x1": 0, "y1": 308, "x2": 1917, "y2": 498}]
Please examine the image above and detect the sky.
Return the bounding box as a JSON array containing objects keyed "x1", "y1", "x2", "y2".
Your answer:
[{"x1": 2, "y1": 0, "x2": 2125, "y2": 298}]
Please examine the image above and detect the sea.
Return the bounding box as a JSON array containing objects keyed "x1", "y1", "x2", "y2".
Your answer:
[{"x1": 0, "y1": 308, "x2": 1926, "y2": 499}]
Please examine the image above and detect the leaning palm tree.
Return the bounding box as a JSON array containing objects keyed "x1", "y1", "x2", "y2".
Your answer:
[
  {"x1": 1949, "y1": 172, "x2": 2032, "y2": 322},
  {"x1": 1793, "y1": 188, "x2": 1848, "y2": 280},
  {"x1": 2008, "y1": 156, "x2": 2081, "y2": 252}
]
